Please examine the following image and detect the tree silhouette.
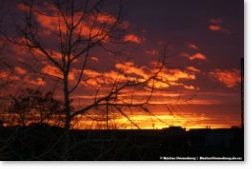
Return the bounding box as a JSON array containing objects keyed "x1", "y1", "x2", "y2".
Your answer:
[
  {"x1": 9, "y1": 88, "x2": 64, "y2": 126},
  {"x1": 1, "y1": 0, "x2": 169, "y2": 159}
]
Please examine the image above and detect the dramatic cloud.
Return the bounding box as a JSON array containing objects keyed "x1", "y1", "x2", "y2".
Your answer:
[
  {"x1": 41, "y1": 65, "x2": 62, "y2": 79},
  {"x1": 18, "y1": 2, "x2": 118, "y2": 42},
  {"x1": 15, "y1": 67, "x2": 27, "y2": 75},
  {"x1": 0, "y1": 71, "x2": 10, "y2": 79},
  {"x1": 184, "y1": 85, "x2": 196, "y2": 90},
  {"x1": 159, "y1": 68, "x2": 196, "y2": 81},
  {"x1": 209, "y1": 25, "x2": 222, "y2": 31},
  {"x1": 180, "y1": 52, "x2": 207, "y2": 61},
  {"x1": 41, "y1": 65, "x2": 76, "y2": 81},
  {"x1": 186, "y1": 66, "x2": 201, "y2": 73},
  {"x1": 209, "y1": 69, "x2": 241, "y2": 88},
  {"x1": 96, "y1": 13, "x2": 117, "y2": 25},
  {"x1": 115, "y1": 62, "x2": 147, "y2": 79},
  {"x1": 36, "y1": 12, "x2": 109, "y2": 40},
  {"x1": 28, "y1": 77, "x2": 46, "y2": 86},
  {"x1": 189, "y1": 53, "x2": 207, "y2": 61},
  {"x1": 123, "y1": 34, "x2": 142, "y2": 44},
  {"x1": 80, "y1": 61, "x2": 198, "y2": 91}
]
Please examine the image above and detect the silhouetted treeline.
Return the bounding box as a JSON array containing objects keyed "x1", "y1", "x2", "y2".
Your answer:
[{"x1": 0, "y1": 124, "x2": 244, "y2": 161}]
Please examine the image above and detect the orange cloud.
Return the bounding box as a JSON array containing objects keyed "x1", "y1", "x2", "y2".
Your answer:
[
  {"x1": 160, "y1": 68, "x2": 196, "y2": 81},
  {"x1": 115, "y1": 62, "x2": 197, "y2": 89},
  {"x1": 0, "y1": 70, "x2": 45, "y2": 87},
  {"x1": 152, "y1": 68, "x2": 197, "y2": 90},
  {"x1": 83, "y1": 69, "x2": 101, "y2": 77},
  {"x1": 189, "y1": 53, "x2": 207, "y2": 61},
  {"x1": 123, "y1": 34, "x2": 142, "y2": 44},
  {"x1": 82, "y1": 69, "x2": 127, "y2": 87},
  {"x1": 96, "y1": 13, "x2": 117, "y2": 24},
  {"x1": 115, "y1": 62, "x2": 148, "y2": 79},
  {"x1": 184, "y1": 85, "x2": 196, "y2": 90},
  {"x1": 90, "y1": 56, "x2": 99, "y2": 62},
  {"x1": 29, "y1": 77, "x2": 46, "y2": 86},
  {"x1": 186, "y1": 66, "x2": 201, "y2": 73},
  {"x1": 81, "y1": 61, "x2": 198, "y2": 91},
  {"x1": 0, "y1": 71, "x2": 10, "y2": 79},
  {"x1": 209, "y1": 25, "x2": 222, "y2": 31},
  {"x1": 41, "y1": 65, "x2": 62, "y2": 79},
  {"x1": 36, "y1": 14, "x2": 61, "y2": 36},
  {"x1": 148, "y1": 98, "x2": 221, "y2": 105},
  {"x1": 15, "y1": 67, "x2": 27, "y2": 75},
  {"x1": 209, "y1": 69, "x2": 241, "y2": 88},
  {"x1": 187, "y1": 43, "x2": 198, "y2": 50},
  {"x1": 84, "y1": 78, "x2": 102, "y2": 86},
  {"x1": 42, "y1": 65, "x2": 76, "y2": 81},
  {"x1": 81, "y1": 25, "x2": 110, "y2": 41},
  {"x1": 208, "y1": 18, "x2": 230, "y2": 33},
  {"x1": 34, "y1": 5, "x2": 110, "y2": 41}
]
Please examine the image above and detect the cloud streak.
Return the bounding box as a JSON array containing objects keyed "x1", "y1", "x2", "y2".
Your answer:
[
  {"x1": 186, "y1": 66, "x2": 201, "y2": 73},
  {"x1": 189, "y1": 53, "x2": 207, "y2": 61},
  {"x1": 187, "y1": 43, "x2": 199, "y2": 50},
  {"x1": 209, "y1": 69, "x2": 241, "y2": 88},
  {"x1": 15, "y1": 67, "x2": 27, "y2": 75},
  {"x1": 123, "y1": 34, "x2": 142, "y2": 44},
  {"x1": 208, "y1": 18, "x2": 230, "y2": 33}
]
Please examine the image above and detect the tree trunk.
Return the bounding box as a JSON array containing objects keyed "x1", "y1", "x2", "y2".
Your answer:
[{"x1": 63, "y1": 72, "x2": 71, "y2": 160}]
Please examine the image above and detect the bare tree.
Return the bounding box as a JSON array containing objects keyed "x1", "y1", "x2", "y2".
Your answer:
[
  {"x1": 0, "y1": 0, "x2": 170, "y2": 159},
  {"x1": 9, "y1": 88, "x2": 65, "y2": 126}
]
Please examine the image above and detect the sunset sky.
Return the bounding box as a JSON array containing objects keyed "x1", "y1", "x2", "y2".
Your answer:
[{"x1": 0, "y1": 0, "x2": 243, "y2": 130}]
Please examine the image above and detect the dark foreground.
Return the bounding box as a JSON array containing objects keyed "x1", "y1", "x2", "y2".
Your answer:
[{"x1": 0, "y1": 125, "x2": 244, "y2": 161}]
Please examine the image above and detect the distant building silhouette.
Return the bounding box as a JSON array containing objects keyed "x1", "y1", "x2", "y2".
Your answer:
[
  {"x1": 241, "y1": 57, "x2": 244, "y2": 128},
  {"x1": 162, "y1": 126, "x2": 186, "y2": 135}
]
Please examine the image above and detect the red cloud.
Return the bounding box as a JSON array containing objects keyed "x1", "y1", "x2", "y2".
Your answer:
[
  {"x1": 96, "y1": 13, "x2": 117, "y2": 25},
  {"x1": 31, "y1": 4, "x2": 111, "y2": 41},
  {"x1": 29, "y1": 77, "x2": 46, "y2": 86},
  {"x1": 42, "y1": 65, "x2": 76, "y2": 81},
  {"x1": 0, "y1": 71, "x2": 10, "y2": 79},
  {"x1": 162, "y1": 69, "x2": 196, "y2": 81},
  {"x1": 189, "y1": 53, "x2": 207, "y2": 61},
  {"x1": 186, "y1": 66, "x2": 201, "y2": 73},
  {"x1": 209, "y1": 25, "x2": 222, "y2": 31},
  {"x1": 123, "y1": 34, "x2": 142, "y2": 44},
  {"x1": 184, "y1": 85, "x2": 196, "y2": 90},
  {"x1": 187, "y1": 43, "x2": 198, "y2": 50},
  {"x1": 208, "y1": 18, "x2": 230, "y2": 33},
  {"x1": 115, "y1": 62, "x2": 147, "y2": 79},
  {"x1": 15, "y1": 67, "x2": 27, "y2": 75},
  {"x1": 209, "y1": 69, "x2": 241, "y2": 88},
  {"x1": 41, "y1": 65, "x2": 63, "y2": 79},
  {"x1": 90, "y1": 56, "x2": 99, "y2": 62},
  {"x1": 81, "y1": 61, "x2": 198, "y2": 90}
]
